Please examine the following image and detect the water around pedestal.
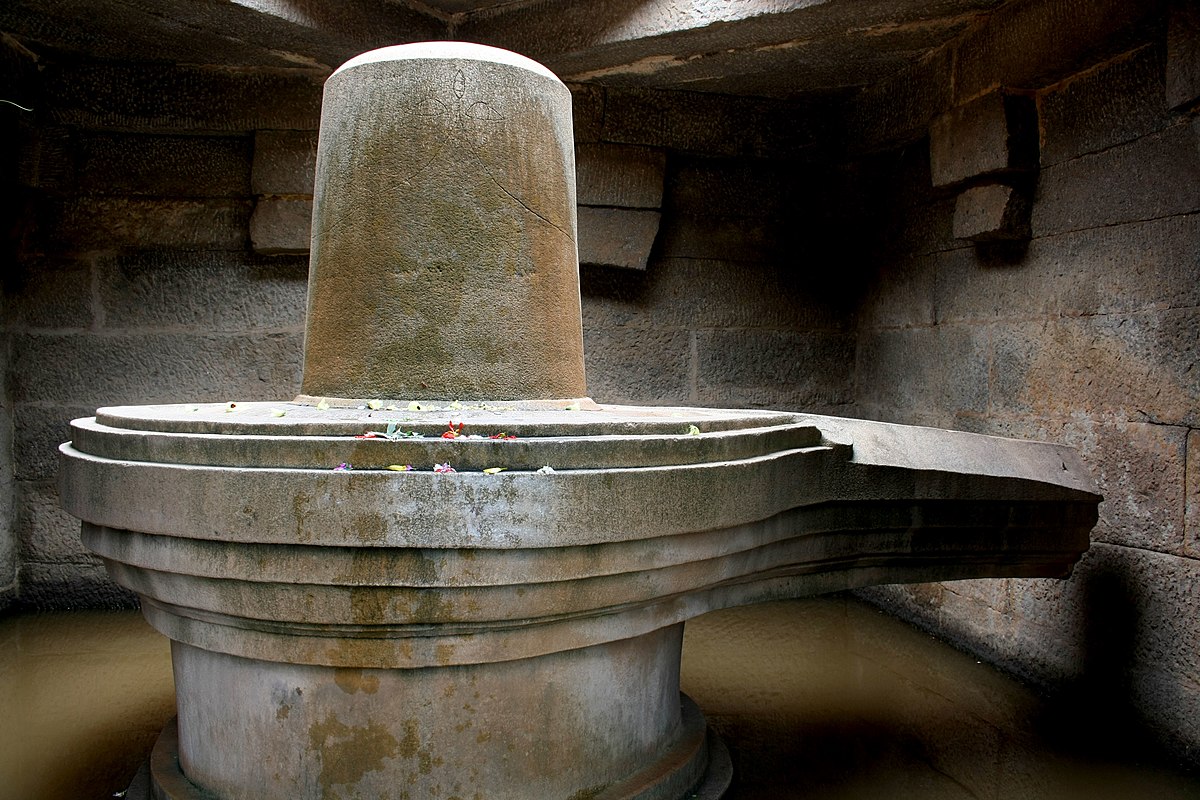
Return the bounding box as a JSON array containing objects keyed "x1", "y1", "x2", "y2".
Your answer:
[{"x1": 3, "y1": 596, "x2": 1197, "y2": 800}]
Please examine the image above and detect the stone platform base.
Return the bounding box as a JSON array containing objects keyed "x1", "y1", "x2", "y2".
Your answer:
[{"x1": 126, "y1": 700, "x2": 731, "y2": 800}]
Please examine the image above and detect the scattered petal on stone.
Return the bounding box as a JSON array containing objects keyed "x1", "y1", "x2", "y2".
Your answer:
[
  {"x1": 224, "y1": 403, "x2": 238, "y2": 413},
  {"x1": 536, "y1": 465, "x2": 555, "y2": 474},
  {"x1": 482, "y1": 467, "x2": 506, "y2": 475},
  {"x1": 386, "y1": 464, "x2": 414, "y2": 472},
  {"x1": 434, "y1": 463, "x2": 456, "y2": 474},
  {"x1": 270, "y1": 409, "x2": 287, "y2": 418},
  {"x1": 333, "y1": 463, "x2": 351, "y2": 472},
  {"x1": 687, "y1": 425, "x2": 701, "y2": 436},
  {"x1": 448, "y1": 400, "x2": 463, "y2": 410},
  {"x1": 316, "y1": 398, "x2": 331, "y2": 411},
  {"x1": 367, "y1": 399, "x2": 384, "y2": 410},
  {"x1": 564, "y1": 402, "x2": 580, "y2": 411},
  {"x1": 408, "y1": 401, "x2": 425, "y2": 412},
  {"x1": 384, "y1": 405, "x2": 399, "y2": 411},
  {"x1": 489, "y1": 432, "x2": 517, "y2": 440}
]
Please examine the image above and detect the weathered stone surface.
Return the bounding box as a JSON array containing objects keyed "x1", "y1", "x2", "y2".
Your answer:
[
  {"x1": 42, "y1": 62, "x2": 324, "y2": 133},
  {"x1": 96, "y1": 252, "x2": 308, "y2": 331},
  {"x1": 989, "y1": 311, "x2": 1200, "y2": 428},
  {"x1": 856, "y1": 252, "x2": 938, "y2": 330},
  {"x1": 0, "y1": 339, "x2": 12, "y2": 608},
  {"x1": 665, "y1": 157, "x2": 790, "y2": 220},
  {"x1": 854, "y1": 325, "x2": 991, "y2": 427},
  {"x1": 1038, "y1": 43, "x2": 1167, "y2": 167},
  {"x1": 302, "y1": 42, "x2": 585, "y2": 400},
  {"x1": 951, "y1": 182, "x2": 1031, "y2": 241},
  {"x1": 577, "y1": 206, "x2": 660, "y2": 270},
  {"x1": 953, "y1": 0, "x2": 1161, "y2": 101},
  {"x1": 655, "y1": 214, "x2": 775, "y2": 263},
  {"x1": 696, "y1": 330, "x2": 855, "y2": 410},
  {"x1": 929, "y1": 91, "x2": 1037, "y2": 187},
  {"x1": 14, "y1": 404, "x2": 93, "y2": 481},
  {"x1": 4, "y1": 257, "x2": 93, "y2": 329},
  {"x1": 567, "y1": 82, "x2": 605, "y2": 143},
  {"x1": 575, "y1": 142, "x2": 665, "y2": 209},
  {"x1": 1188, "y1": 429, "x2": 1199, "y2": 558},
  {"x1": 16, "y1": 479, "x2": 88, "y2": 563},
  {"x1": 1032, "y1": 120, "x2": 1200, "y2": 236},
  {"x1": 251, "y1": 130, "x2": 318, "y2": 195},
  {"x1": 11, "y1": 332, "x2": 303, "y2": 405},
  {"x1": 249, "y1": 196, "x2": 313, "y2": 255},
  {"x1": 843, "y1": 47, "x2": 954, "y2": 155},
  {"x1": 1167, "y1": 2, "x2": 1200, "y2": 109},
  {"x1": 44, "y1": 197, "x2": 251, "y2": 252},
  {"x1": 17, "y1": 560, "x2": 135, "y2": 610},
  {"x1": 936, "y1": 215, "x2": 1200, "y2": 323},
  {"x1": 76, "y1": 132, "x2": 251, "y2": 197},
  {"x1": 583, "y1": 325, "x2": 692, "y2": 404}
]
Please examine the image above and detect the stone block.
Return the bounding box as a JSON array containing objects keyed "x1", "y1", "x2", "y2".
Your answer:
[
  {"x1": 15, "y1": 480, "x2": 87, "y2": 563},
  {"x1": 44, "y1": 197, "x2": 250, "y2": 252},
  {"x1": 17, "y1": 126, "x2": 73, "y2": 192},
  {"x1": 655, "y1": 214, "x2": 775, "y2": 262},
  {"x1": 664, "y1": 157, "x2": 789, "y2": 219},
  {"x1": 42, "y1": 62, "x2": 324, "y2": 133},
  {"x1": 582, "y1": 326, "x2": 691, "y2": 405},
  {"x1": 1167, "y1": 3, "x2": 1200, "y2": 110},
  {"x1": 96, "y1": 251, "x2": 308, "y2": 332},
  {"x1": 1032, "y1": 121, "x2": 1200, "y2": 236},
  {"x1": 856, "y1": 252, "x2": 938, "y2": 330},
  {"x1": 695, "y1": 329, "x2": 855, "y2": 410},
  {"x1": 843, "y1": 46, "x2": 954, "y2": 155},
  {"x1": 854, "y1": 325, "x2": 991, "y2": 426},
  {"x1": 575, "y1": 143, "x2": 665, "y2": 209},
  {"x1": 13, "y1": 404, "x2": 94, "y2": 481},
  {"x1": 935, "y1": 215, "x2": 1200, "y2": 323},
  {"x1": 568, "y1": 83, "x2": 605, "y2": 143},
  {"x1": 252, "y1": 130, "x2": 318, "y2": 195},
  {"x1": 18, "y1": 561, "x2": 136, "y2": 610},
  {"x1": 577, "y1": 207, "x2": 661, "y2": 270},
  {"x1": 10, "y1": 332, "x2": 304, "y2": 406},
  {"x1": 4, "y1": 257, "x2": 93, "y2": 330},
  {"x1": 602, "y1": 87, "x2": 819, "y2": 158},
  {"x1": 990, "y1": 311, "x2": 1200, "y2": 428},
  {"x1": 76, "y1": 132, "x2": 251, "y2": 197},
  {"x1": 929, "y1": 91, "x2": 1037, "y2": 187},
  {"x1": 1186, "y1": 429, "x2": 1199, "y2": 557},
  {"x1": 952, "y1": 182, "x2": 1031, "y2": 241},
  {"x1": 953, "y1": 0, "x2": 1160, "y2": 101},
  {"x1": 249, "y1": 196, "x2": 313, "y2": 255},
  {"x1": 1038, "y1": 43, "x2": 1167, "y2": 167}
]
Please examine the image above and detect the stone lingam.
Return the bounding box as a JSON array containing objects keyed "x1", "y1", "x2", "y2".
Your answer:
[{"x1": 59, "y1": 42, "x2": 1100, "y2": 800}]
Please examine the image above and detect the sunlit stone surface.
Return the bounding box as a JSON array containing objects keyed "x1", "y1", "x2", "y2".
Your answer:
[{"x1": 59, "y1": 42, "x2": 1099, "y2": 800}]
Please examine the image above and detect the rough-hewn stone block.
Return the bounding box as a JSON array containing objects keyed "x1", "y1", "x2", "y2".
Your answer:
[
  {"x1": 665, "y1": 158, "x2": 789, "y2": 219},
  {"x1": 1038, "y1": 43, "x2": 1167, "y2": 167},
  {"x1": 952, "y1": 182, "x2": 1031, "y2": 241},
  {"x1": 18, "y1": 561, "x2": 135, "y2": 610},
  {"x1": 936, "y1": 215, "x2": 1200, "y2": 323},
  {"x1": 577, "y1": 207, "x2": 661, "y2": 270},
  {"x1": 575, "y1": 143, "x2": 665, "y2": 209},
  {"x1": 97, "y1": 251, "x2": 308, "y2": 331},
  {"x1": 990, "y1": 311, "x2": 1199, "y2": 428},
  {"x1": 568, "y1": 83, "x2": 605, "y2": 144},
  {"x1": 854, "y1": 326, "x2": 990, "y2": 426},
  {"x1": 252, "y1": 130, "x2": 318, "y2": 195},
  {"x1": 10, "y1": 332, "x2": 304, "y2": 405},
  {"x1": 857, "y1": 252, "x2": 938, "y2": 330},
  {"x1": 42, "y1": 62, "x2": 324, "y2": 133},
  {"x1": 582, "y1": 326, "x2": 691, "y2": 405},
  {"x1": 655, "y1": 214, "x2": 775, "y2": 262},
  {"x1": 1186, "y1": 429, "x2": 1199, "y2": 558},
  {"x1": 13, "y1": 404, "x2": 94, "y2": 481},
  {"x1": 954, "y1": 0, "x2": 1160, "y2": 101},
  {"x1": 843, "y1": 47, "x2": 954, "y2": 154},
  {"x1": 695, "y1": 329, "x2": 854, "y2": 410},
  {"x1": 1032, "y1": 121, "x2": 1200, "y2": 236},
  {"x1": 249, "y1": 196, "x2": 313, "y2": 255},
  {"x1": 929, "y1": 91, "x2": 1037, "y2": 187},
  {"x1": 16, "y1": 480, "x2": 88, "y2": 563},
  {"x1": 76, "y1": 132, "x2": 251, "y2": 197},
  {"x1": 1167, "y1": 3, "x2": 1200, "y2": 110},
  {"x1": 4, "y1": 258, "x2": 93, "y2": 330},
  {"x1": 44, "y1": 197, "x2": 250, "y2": 252}
]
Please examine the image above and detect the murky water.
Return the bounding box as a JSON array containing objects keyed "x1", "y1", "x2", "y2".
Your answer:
[{"x1": 1, "y1": 597, "x2": 1197, "y2": 799}]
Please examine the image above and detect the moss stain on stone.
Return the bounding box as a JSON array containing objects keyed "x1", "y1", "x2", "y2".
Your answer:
[{"x1": 308, "y1": 713, "x2": 401, "y2": 794}]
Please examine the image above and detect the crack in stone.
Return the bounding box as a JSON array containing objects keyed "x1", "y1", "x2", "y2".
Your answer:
[{"x1": 489, "y1": 175, "x2": 575, "y2": 243}]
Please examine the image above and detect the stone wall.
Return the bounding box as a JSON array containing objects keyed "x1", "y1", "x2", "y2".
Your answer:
[
  {"x1": 0, "y1": 57, "x2": 843, "y2": 608},
  {"x1": 849, "y1": 0, "x2": 1200, "y2": 766}
]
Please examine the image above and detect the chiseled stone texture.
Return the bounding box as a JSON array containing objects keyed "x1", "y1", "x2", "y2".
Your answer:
[
  {"x1": 251, "y1": 130, "x2": 318, "y2": 195},
  {"x1": 249, "y1": 196, "x2": 313, "y2": 254},
  {"x1": 929, "y1": 91, "x2": 1037, "y2": 187},
  {"x1": 951, "y1": 182, "x2": 1030, "y2": 241},
  {"x1": 850, "y1": 8, "x2": 1200, "y2": 764},
  {"x1": 576, "y1": 206, "x2": 660, "y2": 270}
]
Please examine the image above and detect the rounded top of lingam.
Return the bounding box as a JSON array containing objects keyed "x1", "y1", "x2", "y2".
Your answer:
[{"x1": 301, "y1": 42, "x2": 586, "y2": 403}]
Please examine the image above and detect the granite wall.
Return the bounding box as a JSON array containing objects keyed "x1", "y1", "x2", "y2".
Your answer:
[{"x1": 847, "y1": 0, "x2": 1200, "y2": 767}]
